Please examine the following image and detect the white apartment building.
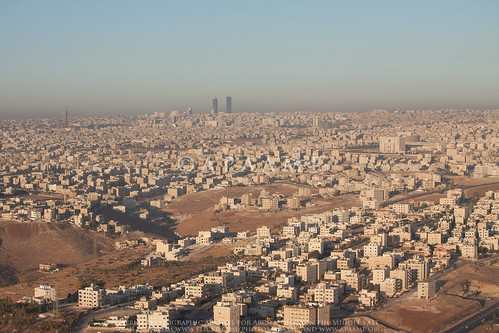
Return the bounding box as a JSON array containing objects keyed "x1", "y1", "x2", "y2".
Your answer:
[
  {"x1": 277, "y1": 285, "x2": 298, "y2": 301},
  {"x1": 309, "y1": 238, "x2": 325, "y2": 254},
  {"x1": 399, "y1": 257, "x2": 429, "y2": 282},
  {"x1": 78, "y1": 284, "x2": 106, "y2": 307},
  {"x1": 257, "y1": 226, "x2": 271, "y2": 240},
  {"x1": 393, "y1": 203, "x2": 412, "y2": 214},
  {"x1": 34, "y1": 284, "x2": 56, "y2": 302}
]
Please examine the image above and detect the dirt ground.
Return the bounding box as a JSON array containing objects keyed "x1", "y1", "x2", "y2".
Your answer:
[
  {"x1": 0, "y1": 221, "x2": 115, "y2": 287},
  {"x1": 163, "y1": 183, "x2": 306, "y2": 215},
  {"x1": 449, "y1": 176, "x2": 499, "y2": 186},
  {"x1": 394, "y1": 192, "x2": 447, "y2": 205},
  {"x1": 167, "y1": 189, "x2": 359, "y2": 236},
  {"x1": 0, "y1": 243, "x2": 231, "y2": 301},
  {"x1": 23, "y1": 193, "x2": 64, "y2": 201},
  {"x1": 336, "y1": 316, "x2": 398, "y2": 333},
  {"x1": 464, "y1": 183, "x2": 499, "y2": 197},
  {"x1": 375, "y1": 295, "x2": 482, "y2": 333},
  {"x1": 373, "y1": 258, "x2": 499, "y2": 333}
]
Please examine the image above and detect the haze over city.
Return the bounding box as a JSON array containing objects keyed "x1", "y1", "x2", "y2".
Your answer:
[{"x1": 1, "y1": 0, "x2": 499, "y2": 119}]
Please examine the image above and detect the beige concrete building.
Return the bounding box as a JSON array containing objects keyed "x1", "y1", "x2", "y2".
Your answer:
[
  {"x1": 312, "y1": 283, "x2": 341, "y2": 304},
  {"x1": 367, "y1": 255, "x2": 395, "y2": 270},
  {"x1": 418, "y1": 280, "x2": 436, "y2": 299},
  {"x1": 389, "y1": 269, "x2": 410, "y2": 290},
  {"x1": 277, "y1": 285, "x2": 298, "y2": 301},
  {"x1": 137, "y1": 309, "x2": 173, "y2": 332},
  {"x1": 283, "y1": 305, "x2": 330, "y2": 328},
  {"x1": 364, "y1": 242, "x2": 381, "y2": 258},
  {"x1": 461, "y1": 244, "x2": 478, "y2": 259},
  {"x1": 379, "y1": 136, "x2": 406, "y2": 153},
  {"x1": 372, "y1": 267, "x2": 390, "y2": 285},
  {"x1": 296, "y1": 263, "x2": 318, "y2": 283},
  {"x1": 380, "y1": 278, "x2": 402, "y2": 297},
  {"x1": 213, "y1": 302, "x2": 240, "y2": 332},
  {"x1": 78, "y1": 284, "x2": 105, "y2": 307}
]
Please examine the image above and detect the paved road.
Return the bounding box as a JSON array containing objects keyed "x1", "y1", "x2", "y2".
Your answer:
[
  {"x1": 386, "y1": 181, "x2": 499, "y2": 206},
  {"x1": 71, "y1": 301, "x2": 134, "y2": 333},
  {"x1": 442, "y1": 301, "x2": 499, "y2": 333},
  {"x1": 181, "y1": 243, "x2": 223, "y2": 261}
]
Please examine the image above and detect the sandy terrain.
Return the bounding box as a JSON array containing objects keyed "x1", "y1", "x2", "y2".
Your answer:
[
  {"x1": 163, "y1": 183, "x2": 305, "y2": 215},
  {"x1": 373, "y1": 258, "x2": 499, "y2": 333},
  {"x1": 0, "y1": 221, "x2": 114, "y2": 287},
  {"x1": 449, "y1": 176, "x2": 499, "y2": 186},
  {"x1": 0, "y1": 243, "x2": 232, "y2": 301},
  {"x1": 166, "y1": 187, "x2": 359, "y2": 236},
  {"x1": 375, "y1": 295, "x2": 482, "y2": 333},
  {"x1": 337, "y1": 316, "x2": 398, "y2": 333},
  {"x1": 464, "y1": 183, "x2": 499, "y2": 197}
]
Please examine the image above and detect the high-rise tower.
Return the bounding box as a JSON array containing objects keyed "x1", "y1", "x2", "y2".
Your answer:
[
  {"x1": 226, "y1": 96, "x2": 232, "y2": 114},
  {"x1": 64, "y1": 107, "x2": 69, "y2": 128},
  {"x1": 212, "y1": 98, "x2": 218, "y2": 114}
]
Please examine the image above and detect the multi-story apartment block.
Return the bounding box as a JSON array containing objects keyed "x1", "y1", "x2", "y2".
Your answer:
[
  {"x1": 312, "y1": 282, "x2": 341, "y2": 304},
  {"x1": 213, "y1": 302, "x2": 240, "y2": 332},
  {"x1": 418, "y1": 281, "x2": 436, "y2": 299},
  {"x1": 399, "y1": 257, "x2": 429, "y2": 282},
  {"x1": 137, "y1": 309, "x2": 173, "y2": 332},
  {"x1": 283, "y1": 305, "x2": 330, "y2": 328},
  {"x1": 461, "y1": 244, "x2": 478, "y2": 259},
  {"x1": 78, "y1": 284, "x2": 106, "y2": 308},
  {"x1": 380, "y1": 278, "x2": 402, "y2": 297},
  {"x1": 372, "y1": 267, "x2": 390, "y2": 285},
  {"x1": 296, "y1": 263, "x2": 318, "y2": 283},
  {"x1": 34, "y1": 284, "x2": 56, "y2": 302},
  {"x1": 364, "y1": 242, "x2": 381, "y2": 258}
]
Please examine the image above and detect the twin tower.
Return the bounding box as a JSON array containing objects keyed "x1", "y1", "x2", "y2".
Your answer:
[{"x1": 212, "y1": 96, "x2": 231, "y2": 114}]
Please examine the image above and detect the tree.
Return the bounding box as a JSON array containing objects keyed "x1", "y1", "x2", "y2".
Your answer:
[
  {"x1": 366, "y1": 283, "x2": 380, "y2": 292},
  {"x1": 472, "y1": 192, "x2": 481, "y2": 205},
  {"x1": 308, "y1": 250, "x2": 321, "y2": 259},
  {"x1": 461, "y1": 279, "x2": 471, "y2": 296}
]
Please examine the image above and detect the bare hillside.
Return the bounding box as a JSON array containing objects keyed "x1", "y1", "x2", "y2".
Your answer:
[{"x1": 0, "y1": 221, "x2": 114, "y2": 287}]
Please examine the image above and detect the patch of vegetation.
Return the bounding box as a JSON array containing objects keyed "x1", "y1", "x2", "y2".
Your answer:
[
  {"x1": 32, "y1": 312, "x2": 79, "y2": 333},
  {"x1": 0, "y1": 297, "x2": 47, "y2": 332}
]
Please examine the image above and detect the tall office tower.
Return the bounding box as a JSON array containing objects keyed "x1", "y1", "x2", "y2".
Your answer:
[
  {"x1": 313, "y1": 116, "x2": 320, "y2": 128},
  {"x1": 64, "y1": 108, "x2": 69, "y2": 128},
  {"x1": 212, "y1": 98, "x2": 218, "y2": 114},
  {"x1": 226, "y1": 96, "x2": 232, "y2": 114}
]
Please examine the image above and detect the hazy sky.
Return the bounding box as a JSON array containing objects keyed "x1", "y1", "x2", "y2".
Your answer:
[{"x1": 1, "y1": 0, "x2": 498, "y2": 119}]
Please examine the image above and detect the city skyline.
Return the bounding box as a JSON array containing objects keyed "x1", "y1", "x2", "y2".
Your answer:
[
  {"x1": 1, "y1": 0, "x2": 498, "y2": 119},
  {"x1": 0, "y1": 108, "x2": 497, "y2": 332}
]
